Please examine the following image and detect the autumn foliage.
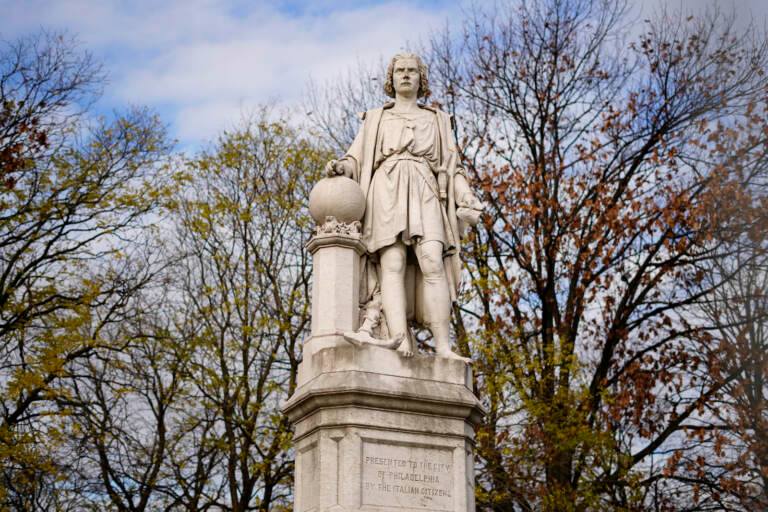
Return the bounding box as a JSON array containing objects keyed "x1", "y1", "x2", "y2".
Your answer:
[{"x1": 425, "y1": 0, "x2": 768, "y2": 509}]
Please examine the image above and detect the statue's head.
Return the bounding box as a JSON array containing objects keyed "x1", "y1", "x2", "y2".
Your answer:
[{"x1": 383, "y1": 52, "x2": 431, "y2": 99}]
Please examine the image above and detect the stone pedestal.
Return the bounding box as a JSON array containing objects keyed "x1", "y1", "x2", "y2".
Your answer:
[
  {"x1": 283, "y1": 343, "x2": 482, "y2": 512},
  {"x1": 283, "y1": 223, "x2": 483, "y2": 512}
]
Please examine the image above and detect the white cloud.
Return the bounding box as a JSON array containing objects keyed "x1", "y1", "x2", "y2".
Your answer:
[
  {"x1": 110, "y1": 1, "x2": 451, "y2": 141},
  {"x1": 3, "y1": 0, "x2": 764, "y2": 148},
  {"x1": 0, "y1": 0, "x2": 457, "y2": 147}
]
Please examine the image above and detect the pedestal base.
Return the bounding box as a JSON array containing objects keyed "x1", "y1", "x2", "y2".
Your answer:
[{"x1": 282, "y1": 342, "x2": 483, "y2": 512}]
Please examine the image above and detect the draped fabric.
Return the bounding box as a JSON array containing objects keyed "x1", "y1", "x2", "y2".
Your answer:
[
  {"x1": 363, "y1": 110, "x2": 445, "y2": 253},
  {"x1": 340, "y1": 103, "x2": 464, "y2": 310}
]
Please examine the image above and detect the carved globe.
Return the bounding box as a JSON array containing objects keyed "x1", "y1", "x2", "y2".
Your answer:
[{"x1": 308, "y1": 176, "x2": 365, "y2": 224}]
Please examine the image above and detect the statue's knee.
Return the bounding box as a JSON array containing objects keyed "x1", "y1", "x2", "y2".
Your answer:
[
  {"x1": 381, "y1": 251, "x2": 406, "y2": 274},
  {"x1": 419, "y1": 252, "x2": 444, "y2": 279}
]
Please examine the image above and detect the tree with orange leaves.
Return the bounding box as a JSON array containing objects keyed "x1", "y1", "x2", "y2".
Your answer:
[{"x1": 424, "y1": 0, "x2": 768, "y2": 509}]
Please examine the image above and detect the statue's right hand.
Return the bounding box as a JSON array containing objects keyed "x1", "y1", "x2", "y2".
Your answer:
[
  {"x1": 325, "y1": 159, "x2": 353, "y2": 178},
  {"x1": 325, "y1": 160, "x2": 339, "y2": 177}
]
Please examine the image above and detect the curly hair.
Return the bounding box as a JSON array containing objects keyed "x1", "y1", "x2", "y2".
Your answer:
[{"x1": 383, "y1": 53, "x2": 431, "y2": 99}]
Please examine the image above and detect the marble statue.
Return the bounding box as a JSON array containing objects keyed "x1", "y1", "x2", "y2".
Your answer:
[{"x1": 325, "y1": 52, "x2": 483, "y2": 362}]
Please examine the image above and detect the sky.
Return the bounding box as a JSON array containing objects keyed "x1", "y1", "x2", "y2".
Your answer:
[{"x1": 1, "y1": 0, "x2": 766, "y2": 152}]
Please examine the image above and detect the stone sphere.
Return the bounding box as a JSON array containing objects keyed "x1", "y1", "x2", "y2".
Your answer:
[{"x1": 308, "y1": 176, "x2": 365, "y2": 224}]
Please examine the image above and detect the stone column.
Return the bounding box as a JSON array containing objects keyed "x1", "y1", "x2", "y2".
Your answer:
[{"x1": 303, "y1": 219, "x2": 366, "y2": 363}]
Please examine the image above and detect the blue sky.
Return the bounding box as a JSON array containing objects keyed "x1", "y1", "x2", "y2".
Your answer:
[{"x1": 2, "y1": 0, "x2": 765, "y2": 151}]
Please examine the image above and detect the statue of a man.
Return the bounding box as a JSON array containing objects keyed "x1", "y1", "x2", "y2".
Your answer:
[{"x1": 326, "y1": 53, "x2": 483, "y2": 361}]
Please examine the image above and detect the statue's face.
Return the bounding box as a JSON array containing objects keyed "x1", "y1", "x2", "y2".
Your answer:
[{"x1": 392, "y1": 57, "x2": 420, "y2": 96}]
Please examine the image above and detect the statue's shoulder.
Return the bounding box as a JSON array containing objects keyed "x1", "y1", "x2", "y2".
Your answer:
[
  {"x1": 418, "y1": 103, "x2": 452, "y2": 122},
  {"x1": 359, "y1": 103, "x2": 392, "y2": 122},
  {"x1": 416, "y1": 103, "x2": 454, "y2": 129},
  {"x1": 417, "y1": 103, "x2": 449, "y2": 115}
]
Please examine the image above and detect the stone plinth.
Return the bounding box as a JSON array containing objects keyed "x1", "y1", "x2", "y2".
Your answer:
[{"x1": 282, "y1": 343, "x2": 483, "y2": 512}]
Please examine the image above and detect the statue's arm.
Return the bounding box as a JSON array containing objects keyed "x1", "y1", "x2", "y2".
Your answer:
[
  {"x1": 444, "y1": 112, "x2": 484, "y2": 224},
  {"x1": 325, "y1": 116, "x2": 365, "y2": 181}
]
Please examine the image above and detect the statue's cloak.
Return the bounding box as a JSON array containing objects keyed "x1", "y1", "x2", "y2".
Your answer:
[{"x1": 341, "y1": 102, "x2": 465, "y2": 326}]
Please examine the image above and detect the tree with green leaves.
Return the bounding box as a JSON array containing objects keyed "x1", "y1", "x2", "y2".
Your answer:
[
  {"x1": 0, "y1": 31, "x2": 173, "y2": 507},
  {"x1": 161, "y1": 112, "x2": 329, "y2": 511}
]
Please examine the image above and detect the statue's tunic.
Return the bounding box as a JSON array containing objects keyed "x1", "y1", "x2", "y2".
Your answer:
[{"x1": 365, "y1": 110, "x2": 445, "y2": 253}]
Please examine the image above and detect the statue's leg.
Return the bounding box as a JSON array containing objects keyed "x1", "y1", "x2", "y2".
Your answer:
[
  {"x1": 379, "y1": 241, "x2": 413, "y2": 357},
  {"x1": 415, "y1": 241, "x2": 469, "y2": 362}
]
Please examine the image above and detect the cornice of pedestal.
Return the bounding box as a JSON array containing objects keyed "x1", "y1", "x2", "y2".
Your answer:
[
  {"x1": 282, "y1": 369, "x2": 485, "y2": 429},
  {"x1": 281, "y1": 345, "x2": 487, "y2": 436},
  {"x1": 306, "y1": 232, "x2": 366, "y2": 255}
]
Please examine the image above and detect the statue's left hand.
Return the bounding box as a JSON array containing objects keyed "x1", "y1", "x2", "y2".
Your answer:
[
  {"x1": 453, "y1": 174, "x2": 484, "y2": 226},
  {"x1": 458, "y1": 193, "x2": 484, "y2": 212},
  {"x1": 454, "y1": 175, "x2": 483, "y2": 209},
  {"x1": 456, "y1": 191, "x2": 485, "y2": 227}
]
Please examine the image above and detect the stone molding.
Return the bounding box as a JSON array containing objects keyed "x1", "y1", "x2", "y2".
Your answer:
[
  {"x1": 306, "y1": 232, "x2": 366, "y2": 255},
  {"x1": 283, "y1": 371, "x2": 484, "y2": 441},
  {"x1": 314, "y1": 216, "x2": 362, "y2": 236}
]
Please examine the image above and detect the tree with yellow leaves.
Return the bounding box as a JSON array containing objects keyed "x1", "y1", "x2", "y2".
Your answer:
[
  {"x1": 0, "y1": 31, "x2": 173, "y2": 507},
  {"x1": 159, "y1": 112, "x2": 330, "y2": 511}
]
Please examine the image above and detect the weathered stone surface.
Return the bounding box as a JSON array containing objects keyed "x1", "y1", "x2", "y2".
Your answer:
[{"x1": 361, "y1": 440, "x2": 454, "y2": 510}]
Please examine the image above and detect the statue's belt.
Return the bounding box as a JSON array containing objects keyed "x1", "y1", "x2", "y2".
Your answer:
[{"x1": 376, "y1": 154, "x2": 441, "y2": 197}]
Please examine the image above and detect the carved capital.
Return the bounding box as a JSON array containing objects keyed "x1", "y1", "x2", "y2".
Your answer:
[
  {"x1": 314, "y1": 216, "x2": 361, "y2": 236},
  {"x1": 306, "y1": 216, "x2": 366, "y2": 255}
]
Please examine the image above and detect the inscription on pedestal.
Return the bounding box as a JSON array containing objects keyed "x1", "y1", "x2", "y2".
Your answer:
[{"x1": 362, "y1": 440, "x2": 454, "y2": 511}]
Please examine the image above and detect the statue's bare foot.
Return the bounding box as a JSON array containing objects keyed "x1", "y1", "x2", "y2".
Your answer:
[
  {"x1": 436, "y1": 349, "x2": 471, "y2": 364},
  {"x1": 397, "y1": 336, "x2": 414, "y2": 358}
]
